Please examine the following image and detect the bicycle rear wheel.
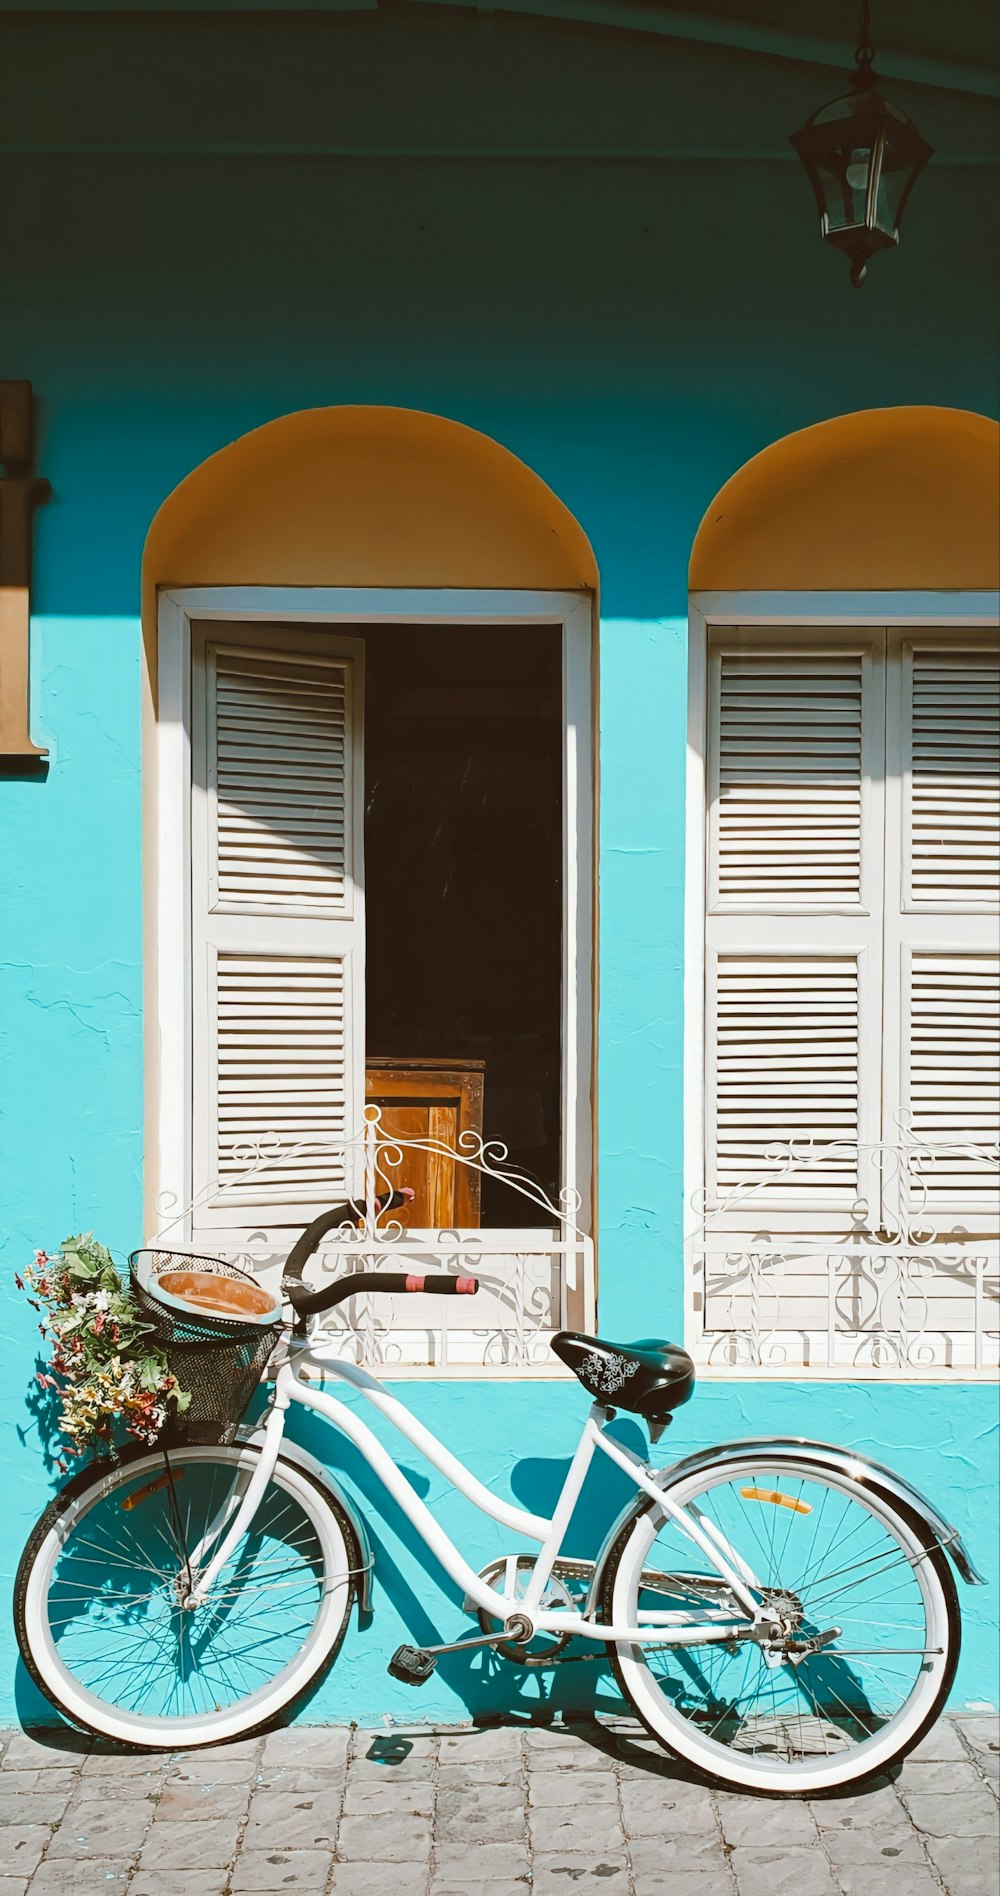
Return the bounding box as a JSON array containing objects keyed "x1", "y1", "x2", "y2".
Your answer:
[
  {"x1": 16, "y1": 1441, "x2": 357, "y2": 1748},
  {"x1": 602, "y1": 1450, "x2": 959, "y2": 1794}
]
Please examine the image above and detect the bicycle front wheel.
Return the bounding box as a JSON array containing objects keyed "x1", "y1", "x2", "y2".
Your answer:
[
  {"x1": 16, "y1": 1441, "x2": 358, "y2": 1749},
  {"x1": 602, "y1": 1450, "x2": 960, "y2": 1794}
]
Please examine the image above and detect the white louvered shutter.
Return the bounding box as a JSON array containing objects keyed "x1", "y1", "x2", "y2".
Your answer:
[
  {"x1": 705, "y1": 635, "x2": 885, "y2": 1228},
  {"x1": 904, "y1": 645, "x2": 1000, "y2": 907},
  {"x1": 884, "y1": 636, "x2": 1000, "y2": 1233},
  {"x1": 190, "y1": 627, "x2": 365, "y2": 1234}
]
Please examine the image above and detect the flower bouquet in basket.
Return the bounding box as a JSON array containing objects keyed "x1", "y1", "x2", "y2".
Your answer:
[{"x1": 18, "y1": 1234, "x2": 190, "y2": 1461}]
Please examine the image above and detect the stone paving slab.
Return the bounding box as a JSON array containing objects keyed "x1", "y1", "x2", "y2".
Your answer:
[
  {"x1": 631, "y1": 1875, "x2": 736, "y2": 1896},
  {"x1": 0, "y1": 1713, "x2": 994, "y2": 1894}
]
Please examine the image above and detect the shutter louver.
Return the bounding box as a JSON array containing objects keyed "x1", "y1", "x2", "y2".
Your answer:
[
  {"x1": 712, "y1": 955, "x2": 861, "y2": 1204},
  {"x1": 907, "y1": 648, "x2": 1000, "y2": 907},
  {"x1": 906, "y1": 954, "x2": 1000, "y2": 1213},
  {"x1": 714, "y1": 651, "x2": 864, "y2": 905},
  {"x1": 192, "y1": 629, "x2": 365, "y2": 1232}
]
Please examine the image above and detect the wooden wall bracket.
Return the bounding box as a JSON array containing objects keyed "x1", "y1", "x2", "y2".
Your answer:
[{"x1": 0, "y1": 380, "x2": 50, "y2": 763}]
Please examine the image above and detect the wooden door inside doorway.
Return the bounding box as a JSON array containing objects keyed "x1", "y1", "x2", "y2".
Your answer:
[{"x1": 365, "y1": 1057, "x2": 485, "y2": 1229}]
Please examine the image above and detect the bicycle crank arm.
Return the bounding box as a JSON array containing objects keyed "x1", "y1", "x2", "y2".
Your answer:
[{"x1": 389, "y1": 1614, "x2": 534, "y2": 1685}]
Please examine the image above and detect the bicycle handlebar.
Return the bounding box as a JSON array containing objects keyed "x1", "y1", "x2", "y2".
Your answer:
[
  {"x1": 281, "y1": 1194, "x2": 479, "y2": 1331},
  {"x1": 282, "y1": 1193, "x2": 410, "y2": 1284}
]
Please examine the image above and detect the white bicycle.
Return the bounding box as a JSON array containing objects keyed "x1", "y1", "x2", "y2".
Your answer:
[{"x1": 16, "y1": 1192, "x2": 982, "y2": 1794}]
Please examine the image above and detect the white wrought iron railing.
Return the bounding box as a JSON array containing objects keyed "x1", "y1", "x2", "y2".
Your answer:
[
  {"x1": 155, "y1": 1117, "x2": 998, "y2": 1377},
  {"x1": 690, "y1": 1130, "x2": 999, "y2": 1377},
  {"x1": 155, "y1": 1107, "x2": 595, "y2": 1375}
]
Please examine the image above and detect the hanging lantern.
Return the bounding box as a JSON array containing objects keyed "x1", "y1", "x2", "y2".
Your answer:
[{"x1": 790, "y1": 1, "x2": 933, "y2": 286}]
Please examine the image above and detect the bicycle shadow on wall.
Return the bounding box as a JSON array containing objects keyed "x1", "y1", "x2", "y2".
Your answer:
[
  {"x1": 288, "y1": 1398, "x2": 646, "y2": 1727},
  {"x1": 13, "y1": 1361, "x2": 95, "y2": 1733},
  {"x1": 14, "y1": 1358, "x2": 106, "y2": 1728}
]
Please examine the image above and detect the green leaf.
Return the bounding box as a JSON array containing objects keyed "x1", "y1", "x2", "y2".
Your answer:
[{"x1": 64, "y1": 1264, "x2": 95, "y2": 1286}]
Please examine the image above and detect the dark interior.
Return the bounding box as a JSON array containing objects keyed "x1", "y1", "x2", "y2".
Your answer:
[{"x1": 364, "y1": 625, "x2": 563, "y2": 1227}]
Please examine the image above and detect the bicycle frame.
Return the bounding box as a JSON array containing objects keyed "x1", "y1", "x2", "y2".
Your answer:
[{"x1": 187, "y1": 1338, "x2": 764, "y2": 1645}]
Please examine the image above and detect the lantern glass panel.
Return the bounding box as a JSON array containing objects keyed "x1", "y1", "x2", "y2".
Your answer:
[
  {"x1": 873, "y1": 120, "x2": 921, "y2": 234},
  {"x1": 802, "y1": 94, "x2": 883, "y2": 235},
  {"x1": 813, "y1": 134, "x2": 873, "y2": 233}
]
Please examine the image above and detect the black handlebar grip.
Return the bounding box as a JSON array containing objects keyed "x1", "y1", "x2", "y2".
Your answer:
[
  {"x1": 413, "y1": 1274, "x2": 479, "y2": 1295},
  {"x1": 288, "y1": 1268, "x2": 479, "y2": 1327}
]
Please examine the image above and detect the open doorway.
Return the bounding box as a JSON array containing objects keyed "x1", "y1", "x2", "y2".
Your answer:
[{"x1": 364, "y1": 625, "x2": 563, "y2": 1227}]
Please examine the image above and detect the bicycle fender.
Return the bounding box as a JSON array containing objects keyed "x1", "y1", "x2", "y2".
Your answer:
[
  {"x1": 236, "y1": 1425, "x2": 375, "y2": 1618},
  {"x1": 585, "y1": 1434, "x2": 986, "y2": 1617}
]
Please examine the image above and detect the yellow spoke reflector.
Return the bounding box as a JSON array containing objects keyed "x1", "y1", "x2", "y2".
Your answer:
[
  {"x1": 739, "y1": 1487, "x2": 812, "y2": 1515},
  {"x1": 120, "y1": 1470, "x2": 184, "y2": 1512}
]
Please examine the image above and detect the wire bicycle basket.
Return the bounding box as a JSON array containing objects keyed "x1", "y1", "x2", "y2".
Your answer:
[{"x1": 129, "y1": 1249, "x2": 284, "y2": 1446}]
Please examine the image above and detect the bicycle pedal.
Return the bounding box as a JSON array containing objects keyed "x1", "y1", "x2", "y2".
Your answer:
[{"x1": 388, "y1": 1644, "x2": 438, "y2": 1686}]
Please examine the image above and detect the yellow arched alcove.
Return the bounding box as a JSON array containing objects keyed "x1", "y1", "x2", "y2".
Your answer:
[
  {"x1": 690, "y1": 406, "x2": 1000, "y2": 591},
  {"x1": 143, "y1": 404, "x2": 596, "y2": 663}
]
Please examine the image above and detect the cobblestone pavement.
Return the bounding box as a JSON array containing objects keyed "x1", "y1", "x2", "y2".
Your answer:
[{"x1": 0, "y1": 1713, "x2": 996, "y2": 1896}]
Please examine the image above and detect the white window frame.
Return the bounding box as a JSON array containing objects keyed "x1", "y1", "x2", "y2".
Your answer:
[
  {"x1": 685, "y1": 589, "x2": 1000, "y2": 1381},
  {"x1": 152, "y1": 586, "x2": 595, "y2": 1356}
]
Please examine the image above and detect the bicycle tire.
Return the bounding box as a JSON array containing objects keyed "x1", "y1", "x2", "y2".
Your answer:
[
  {"x1": 600, "y1": 1449, "x2": 961, "y2": 1795},
  {"x1": 15, "y1": 1440, "x2": 363, "y2": 1749}
]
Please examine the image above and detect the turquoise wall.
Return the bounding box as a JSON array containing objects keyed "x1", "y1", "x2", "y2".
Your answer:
[{"x1": 1, "y1": 6, "x2": 997, "y2": 1726}]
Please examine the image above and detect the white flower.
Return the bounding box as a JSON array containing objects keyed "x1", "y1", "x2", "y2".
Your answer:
[{"x1": 93, "y1": 1291, "x2": 111, "y2": 1313}]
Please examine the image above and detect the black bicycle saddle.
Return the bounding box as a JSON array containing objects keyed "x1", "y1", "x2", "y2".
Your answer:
[{"x1": 551, "y1": 1331, "x2": 695, "y2": 1423}]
